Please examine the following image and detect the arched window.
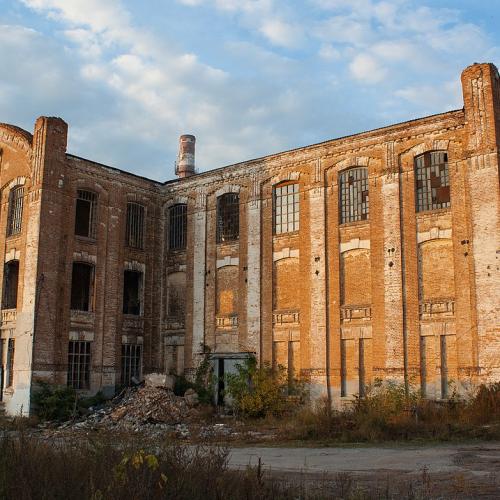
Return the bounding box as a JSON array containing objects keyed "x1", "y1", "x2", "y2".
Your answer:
[
  {"x1": 415, "y1": 151, "x2": 450, "y2": 212},
  {"x1": 126, "y1": 202, "x2": 145, "y2": 249},
  {"x1": 74, "y1": 190, "x2": 98, "y2": 238},
  {"x1": 168, "y1": 203, "x2": 187, "y2": 250},
  {"x1": 7, "y1": 186, "x2": 24, "y2": 236},
  {"x1": 70, "y1": 262, "x2": 94, "y2": 311},
  {"x1": 273, "y1": 182, "x2": 299, "y2": 234},
  {"x1": 216, "y1": 193, "x2": 239, "y2": 243},
  {"x1": 339, "y1": 167, "x2": 369, "y2": 224},
  {"x1": 2, "y1": 260, "x2": 19, "y2": 309}
]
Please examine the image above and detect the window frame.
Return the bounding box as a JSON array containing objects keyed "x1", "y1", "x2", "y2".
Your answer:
[
  {"x1": 168, "y1": 203, "x2": 187, "y2": 251},
  {"x1": 7, "y1": 185, "x2": 24, "y2": 237},
  {"x1": 415, "y1": 151, "x2": 450, "y2": 213},
  {"x1": 2, "y1": 260, "x2": 19, "y2": 310},
  {"x1": 126, "y1": 202, "x2": 145, "y2": 249},
  {"x1": 123, "y1": 269, "x2": 143, "y2": 316},
  {"x1": 6, "y1": 339, "x2": 14, "y2": 388},
  {"x1": 74, "y1": 189, "x2": 98, "y2": 239},
  {"x1": 70, "y1": 262, "x2": 95, "y2": 312},
  {"x1": 67, "y1": 340, "x2": 91, "y2": 390},
  {"x1": 216, "y1": 193, "x2": 240, "y2": 243},
  {"x1": 273, "y1": 181, "x2": 300, "y2": 235},
  {"x1": 338, "y1": 167, "x2": 369, "y2": 224},
  {"x1": 121, "y1": 343, "x2": 142, "y2": 386}
]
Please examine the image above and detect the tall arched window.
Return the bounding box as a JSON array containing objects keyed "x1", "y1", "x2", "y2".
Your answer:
[
  {"x1": 274, "y1": 182, "x2": 299, "y2": 234},
  {"x1": 216, "y1": 193, "x2": 239, "y2": 243},
  {"x1": 415, "y1": 151, "x2": 450, "y2": 212},
  {"x1": 339, "y1": 167, "x2": 369, "y2": 224},
  {"x1": 7, "y1": 186, "x2": 24, "y2": 236},
  {"x1": 168, "y1": 203, "x2": 187, "y2": 250}
]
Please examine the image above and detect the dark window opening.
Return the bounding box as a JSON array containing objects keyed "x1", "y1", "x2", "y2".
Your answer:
[
  {"x1": 0, "y1": 339, "x2": 4, "y2": 399},
  {"x1": 415, "y1": 151, "x2": 450, "y2": 212},
  {"x1": 169, "y1": 204, "x2": 187, "y2": 250},
  {"x1": 75, "y1": 190, "x2": 98, "y2": 238},
  {"x1": 274, "y1": 182, "x2": 299, "y2": 234},
  {"x1": 216, "y1": 193, "x2": 239, "y2": 243},
  {"x1": 123, "y1": 270, "x2": 142, "y2": 315},
  {"x1": 126, "y1": 202, "x2": 145, "y2": 249},
  {"x1": 67, "y1": 341, "x2": 91, "y2": 389},
  {"x1": 6, "y1": 339, "x2": 14, "y2": 388},
  {"x1": 70, "y1": 263, "x2": 94, "y2": 311},
  {"x1": 2, "y1": 260, "x2": 19, "y2": 309},
  {"x1": 339, "y1": 167, "x2": 369, "y2": 224},
  {"x1": 340, "y1": 339, "x2": 347, "y2": 397},
  {"x1": 359, "y1": 338, "x2": 365, "y2": 398},
  {"x1": 121, "y1": 344, "x2": 142, "y2": 386},
  {"x1": 7, "y1": 186, "x2": 24, "y2": 236}
]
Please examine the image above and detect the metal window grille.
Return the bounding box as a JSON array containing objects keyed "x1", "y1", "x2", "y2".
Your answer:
[
  {"x1": 123, "y1": 270, "x2": 142, "y2": 315},
  {"x1": 273, "y1": 182, "x2": 299, "y2": 234},
  {"x1": 2, "y1": 260, "x2": 19, "y2": 309},
  {"x1": 126, "y1": 202, "x2": 145, "y2": 249},
  {"x1": 70, "y1": 263, "x2": 93, "y2": 311},
  {"x1": 216, "y1": 193, "x2": 239, "y2": 243},
  {"x1": 67, "y1": 341, "x2": 91, "y2": 389},
  {"x1": 75, "y1": 190, "x2": 98, "y2": 238},
  {"x1": 7, "y1": 186, "x2": 24, "y2": 236},
  {"x1": 121, "y1": 344, "x2": 142, "y2": 386},
  {"x1": 169, "y1": 204, "x2": 187, "y2": 250},
  {"x1": 415, "y1": 151, "x2": 450, "y2": 212},
  {"x1": 6, "y1": 339, "x2": 14, "y2": 388},
  {"x1": 339, "y1": 168, "x2": 369, "y2": 224}
]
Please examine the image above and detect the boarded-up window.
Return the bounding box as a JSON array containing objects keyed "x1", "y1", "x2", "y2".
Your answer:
[
  {"x1": 70, "y1": 263, "x2": 94, "y2": 311},
  {"x1": 168, "y1": 204, "x2": 187, "y2": 250},
  {"x1": 123, "y1": 270, "x2": 142, "y2": 315},
  {"x1": 2, "y1": 260, "x2": 19, "y2": 309},
  {"x1": 273, "y1": 258, "x2": 300, "y2": 311},
  {"x1": 216, "y1": 193, "x2": 239, "y2": 243},
  {"x1": 67, "y1": 341, "x2": 91, "y2": 389},
  {"x1": 339, "y1": 167, "x2": 369, "y2": 224},
  {"x1": 217, "y1": 266, "x2": 239, "y2": 315},
  {"x1": 75, "y1": 190, "x2": 98, "y2": 238},
  {"x1": 415, "y1": 151, "x2": 450, "y2": 212},
  {"x1": 418, "y1": 239, "x2": 455, "y2": 301},
  {"x1": 274, "y1": 182, "x2": 299, "y2": 234},
  {"x1": 340, "y1": 249, "x2": 372, "y2": 306},
  {"x1": 7, "y1": 186, "x2": 24, "y2": 236},
  {"x1": 167, "y1": 272, "x2": 186, "y2": 320},
  {"x1": 126, "y1": 202, "x2": 145, "y2": 249}
]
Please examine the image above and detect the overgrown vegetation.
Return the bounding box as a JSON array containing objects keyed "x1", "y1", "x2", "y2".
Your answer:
[
  {"x1": 225, "y1": 357, "x2": 307, "y2": 418},
  {"x1": 281, "y1": 380, "x2": 500, "y2": 443},
  {"x1": 31, "y1": 381, "x2": 77, "y2": 422}
]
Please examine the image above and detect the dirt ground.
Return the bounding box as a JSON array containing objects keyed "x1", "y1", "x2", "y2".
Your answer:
[{"x1": 228, "y1": 442, "x2": 500, "y2": 498}]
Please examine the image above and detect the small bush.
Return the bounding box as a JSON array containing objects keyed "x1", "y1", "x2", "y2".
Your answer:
[
  {"x1": 31, "y1": 381, "x2": 77, "y2": 421},
  {"x1": 225, "y1": 357, "x2": 306, "y2": 418}
]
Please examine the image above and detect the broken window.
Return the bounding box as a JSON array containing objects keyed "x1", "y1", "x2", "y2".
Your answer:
[
  {"x1": 70, "y1": 262, "x2": 94, "y2": 311},
  {"x1": 2, "y1": 260, "x2": 19, "y2": 309},
  {"x1": 121, "y1": 344, "x2": 142, "y2": 386},
  {"x1": 274, "y1": 182, "x2": 299, "y2": 234},
  {"x1": 339, "y1": 167, "x2": 369, "y2": 224},
  {"x1": 7, "y1": 186, "x2": 24, "y2": 236},
  {"x1": 126, "y1": 202, "x2": 145, "y2": 249},
  {"x1": 67, "y1": 340, "x2": 91, "y2": 389},
  {"x1": 74, "y1": 190, "x2": 98, "y2": 238},
  {"x1": 168, "y1": 203, "x2": 187, "y2": 250},
  {"x1": 123, "y1": 270, "x2": 142, "y2": 315},
  {"x1": 6, "y1": 339, "x2": 14, "y2": 388},
  {"x1": 216, "y1": 193, "x2": 239, "y2": 243},
  {"x1": 415, "y1": 151, "x2": 450, "y2": 212}
]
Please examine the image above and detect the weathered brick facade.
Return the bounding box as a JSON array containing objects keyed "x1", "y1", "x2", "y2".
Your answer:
[{"x1": 0, "y1": 63, "x2": 499, "y2": 415}]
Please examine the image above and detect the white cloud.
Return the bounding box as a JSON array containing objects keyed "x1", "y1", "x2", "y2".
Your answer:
[
  {"x1": 349, "y1": 53, "x2": 387, "y2": 83},
  {"x1": 259, "y1": 19, "x2": 303, "y2": 48}
]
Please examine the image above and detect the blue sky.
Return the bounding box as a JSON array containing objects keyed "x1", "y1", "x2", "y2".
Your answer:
[{"x1": 1, "y1": 1, "x2": 499, "y2": 180}]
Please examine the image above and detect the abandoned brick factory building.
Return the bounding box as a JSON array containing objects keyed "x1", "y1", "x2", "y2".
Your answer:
[{"x1": 0, "y1": 62, "x2": 499, "y2": 416}]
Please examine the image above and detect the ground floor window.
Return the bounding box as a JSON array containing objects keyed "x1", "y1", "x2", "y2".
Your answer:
[
  {"x1": 67, "y1": 341, "x2": 91, "y2": 389},
  {"x1": 121, "y1": 344, "x2": 142, "y2": 386},
  {"x1": 6, "y1": 339, "x2": 14, "y2": 388}
]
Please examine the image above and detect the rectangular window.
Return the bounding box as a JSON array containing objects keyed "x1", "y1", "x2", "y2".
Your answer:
[
  {"x1": 415, "y1": 151, "x2": 450, "y2": 212},
  {"x1": 440, "y1": 335, "x2": 448, "y2": 399},
  {"x1": 2, "y1": 260, "x2": 19, "y2": 309},
  {"x1": 75, "y1": 190, "x2": 98, "y2": 238},
  {"x1": 0, "y1": 339, "x2": 4, "y2": 400},
  {"x1": 123, "y1": 270, "x2": 142, "y2": 315},
  {"x1": 168, "y1": 204, "x2": 187, "y2": 250},
  {"x1": 67, "y1": 341, "x2": 91, "y2": 389},
  {"x1": 121, "y1": 344, "x2": 142, "y2": 386},
  {"x1": 70, "y1": 263, "x2": 94, "y2": 311},
  {"x1": 339, "y1": 168, "x2": 369, "y2": 224},
  {"x1": 358, "y1": 338, "x2": 365, "y2": 398},
  {"x1": 340, "y1": 339, "x2": 347, "y2": 397},
  {"x1": 7, "y1": 186, "x2": 24, "y2": 236},
  {"x1": 6, "y1": 339, "x2": 14, "y2": 388},
  {"x1": 274, "y1": 182, "x2": 299, "y2": 234},
  {"x1": 216, "y1": 194, "x2": 239, "y2": 243},
  {"x1": 126, "y1": 202, "x2": 145, "y2": 249}
]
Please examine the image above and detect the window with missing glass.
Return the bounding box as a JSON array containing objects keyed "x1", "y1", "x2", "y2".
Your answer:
[
  {"x1": 121, "y1": 344, "x2": 142, "y2": 386},
  {"x1": 168, "y1": 203, "x2": 187, "y2": 250},
  {"x1": 274, "y1": 182, "x2": 299, "y2": 234},
  {"x1": 7, "y1": 186, "x2": 24, "y2": 236},
  {"x1": 70, "y1": 262, "x2": 94, "y2": 311},
  {"x1": 126, "y1": 202, "x2": 145, "y2": 249},
  {"x1": 339, "y1": 167, "x2": 369, "y2": 224},
  {"x1": 415, "y1": 151, "x2": 450, "y2": 212},
  {"x1": 67, "y1": 340, "x2": 91, "y2": 390},
  {"x1": 216, "y1": 193, "x2": 239, "y2": 243},
  {"x1": 2, "y1": 260, "x2": 19, "y2": 310},
  {"x1": 6, "y1": 339, "x2": 14, "y2": 388},
  {"x1": 75, "y1": 190, "x2": 98, "y2": 238}
]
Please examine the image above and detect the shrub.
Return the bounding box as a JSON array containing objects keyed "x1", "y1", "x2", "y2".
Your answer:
[{"x1": 31, "y1": 381, "x2": 77, "y2": 421}]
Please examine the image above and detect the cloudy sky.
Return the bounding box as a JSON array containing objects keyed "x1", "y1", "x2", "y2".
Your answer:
[{"x1": 1, "y1": 1, "x2": 499, "y2": 180}]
